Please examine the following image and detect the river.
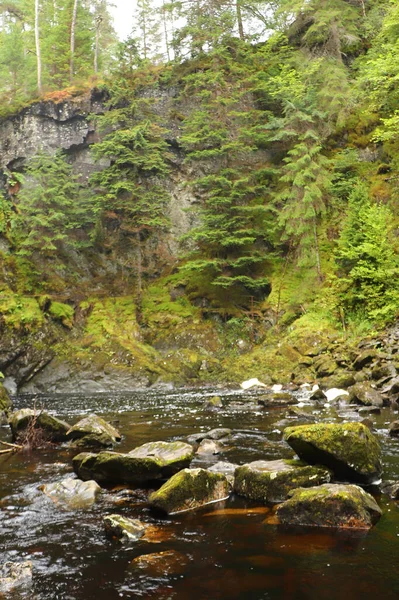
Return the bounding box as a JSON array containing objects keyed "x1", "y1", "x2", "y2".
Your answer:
[{"x1": 1, "y1": 388, "x2": 399, "y2": 599}]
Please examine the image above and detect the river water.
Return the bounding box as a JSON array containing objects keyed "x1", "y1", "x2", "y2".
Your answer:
[{"x1": 1, "y1": 388, "x2": 399, "y2": 599}]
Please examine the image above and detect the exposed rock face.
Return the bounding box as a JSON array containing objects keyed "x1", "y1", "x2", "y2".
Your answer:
[
  {"x1": 9, "y1": 408, "x2": 71, "y2": 443},
  {"x1": 233, "y1": 459, "x2": 331, "y2": 504},
  {"x1": 149, "y1": 468, "x2": 230, "y2": 514},
  {"x1": 284, "y1": 423, "x2": 382, "y2": 484},
  {"x1": 40, "y1": 478, "x2": 101, "y2": 509},
  {"x1": 276, "y1": 484, "x2": 382, "y2": 529},
  {"x1": 0, "y1": 90, "x2": 107, "y2": 174},
  {"x1": 103, "y1": 515, "x2": 146, "y2": 543}
]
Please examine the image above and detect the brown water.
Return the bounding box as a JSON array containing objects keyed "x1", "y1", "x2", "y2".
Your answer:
[{"x1": 1, "y1": 388, "x2": 399, "y2": 599}]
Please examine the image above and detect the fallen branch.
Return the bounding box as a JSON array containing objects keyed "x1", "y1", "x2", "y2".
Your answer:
[{"x1": 0, "y1": 440, "x2": 23, "y2": 449}]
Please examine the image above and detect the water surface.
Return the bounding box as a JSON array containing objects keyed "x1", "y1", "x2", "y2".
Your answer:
[{"x1": 1, "y1": 388, "x2": 399, "y2": 599}]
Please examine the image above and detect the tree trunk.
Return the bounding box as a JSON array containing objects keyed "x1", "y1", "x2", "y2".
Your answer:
[
  {"x1": 161, "y1": 0, "x2": 170, "y2": 62},
  {"x1": 94, "y1": 15, "x2": 101, "y2": 73},
  {"x1": 313, "y1": 217, "x2": 322, "y2": 281},
  {"x1": 35, "y1": 0, "x2": 42, "y2": 94},
  {"x1": 70, "y1": 0, "x2": 79, "y2": 83},
  {"x1": 236, "y1": 0, "x2": 244, "y2": 39}
]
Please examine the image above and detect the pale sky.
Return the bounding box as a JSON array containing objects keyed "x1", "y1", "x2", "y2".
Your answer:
[{"x1": 109, "y1": 0, "x2": 135, "y2": 41}]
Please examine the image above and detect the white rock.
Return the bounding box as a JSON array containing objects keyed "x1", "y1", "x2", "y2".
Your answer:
[
  {"x1": 272, "y1": 384, "x2": 283, "y2": 392},
  {"x1": 325, "y1": 388, "x2": 350, "y2": 402},
  {"x1": 241, "y1": 378, "x2": 267, "y2": 390},
  {"x1": 312, "y1": 384, "x2": 319, "y2": 392}
]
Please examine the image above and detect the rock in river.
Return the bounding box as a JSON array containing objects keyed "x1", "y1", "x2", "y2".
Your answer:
[
  {"x1": 66, "y1": 414, "x2": 121, "y2": 448},
  {"x1": 128, "y1": 441, "x2": 194, "y2": 477},
  {"x1": 283, "y1": 422, "x2": 382, "y2": 484},
  {"x1": 0, "y1": 561, "x2": 33, "y2": 595},
  {"x1": 104, "y1": 514, "x2": 146, "y2": 543},
  {"x1": 276, "y1": 484, "x2": 382, "y2": 529},
  {"x1": 233, "y1": 459, "x2": 331, "y2": 504},
  {"x1": 73, "y1": 441, "x2": 194, "y2": 484},
  {"x1": 149, "y1": 468, "x2": 230, "y2": 514},
  {"x1": 9, "y1": 408, "x2": 71, "y2": 443},
  {"x1": 40, "y1": 478, "x2": 102, "y2": 509},
  {"x1": 349, "y1": 383, "x2": 384, "y2": 407}
]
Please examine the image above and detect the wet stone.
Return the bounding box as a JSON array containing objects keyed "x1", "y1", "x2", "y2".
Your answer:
[
  {"x1": 40, "y1": 478, "x2": 102, "y2": 509},
  {"x1": 66, "y1": 414, "x2": 121, "y2": 446},
  {"x1": 149, "y1": 468, "x2": 230, "y2": 514},
  {"x1": 0, "y1": 561, "x2": 33, "y2": 594},
  {"x1": 276, "y1": 483, "x2": 382, "y2": 530},
  {"x1": 349, "y1": 383, "x2": 384, "y2": 407},
  {"x1": 9, "y1": 408, "x2": 71, "y2": 442},
  {"x1": 233, "y1": 459, "x2": 331, "y2": 504},
  {"x1": 103, "y1": 514, "x2": 146, "y2": 543},
  {"x1": 284, "y1": 422, "x2": 382, "y2": 484},
  {"x1": 196, "y1": 439, "x2": 223, "y2": 455},
  {"x1": 128, "y1": 440, "x2": 194, "y2": 477}
]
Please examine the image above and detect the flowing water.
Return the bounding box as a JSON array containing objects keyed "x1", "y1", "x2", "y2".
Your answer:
[{"x1": 1, "y1": 388, "x2": 399, "y2": 599}]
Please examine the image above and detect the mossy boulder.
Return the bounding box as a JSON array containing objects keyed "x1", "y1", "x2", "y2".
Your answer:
[
  {"x1": 9, "y1": 409, "x2": 71, "y2": 443},
  {"x1": 353, "y1": 350, "x2": 379, "y2": 370},
  {"x1": 73, "y1": 451, "x2": 169, "y2": 484},
  {"x1": 0, "y1": 383, "x2": 12, "y2": 416},
  {"x1": 233, "y1": 459, "x2": 331, "y2": 504},
  {"x1": 284, "y1": 423, "x2": 382, "y2": 484},
  {"x1": 149, "y1": 468, "x2": 230, "y2": 514},
  {"x1": 276, "y1": 484, "x2": 382, "y2": 529},
  {"x1": 320, "y1": 372, "x2": 356, "y2": 390},
  {"x1": 128, "y1": 441, "x2": 194, "y2": 477},
  {"x1": 103, "y1": 514, "x2": 146, "y2": 543},
  {"x1": 348, "y1": 383, "x2": 384, "y2": 407},
  {"x1": 314, "y1": 356, "x2": 338, "y2": 378},
  {"x1": 40, "y1": 478, "x2": 101, "y2": 509},
  {"x1": 66, "y1": 414, "x2": 121, "y2": 447}
]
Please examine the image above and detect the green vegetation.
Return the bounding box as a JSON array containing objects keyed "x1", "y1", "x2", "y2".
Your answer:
[{"x1": 1, "y1": 0, "x2": 399, "y2": 387}]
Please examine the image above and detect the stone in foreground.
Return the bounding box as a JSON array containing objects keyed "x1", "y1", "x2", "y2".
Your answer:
[
  {"x1": 128, "y1": 441, "x2": 194, "y2": 477},
  {"x1": 66, "y1": 414, "x2": 121, "y2": 447},
  {"x1": 130, "y1": 551, "x2": 188, "y2": 575},
  {"x1": 0, "y1": 561, "x2": 32, "y2": 594},
  {"x1": 284, "y1": 422, "x2": 382, "y2": 484},
  {"x1": 104, "y1": 514, "x2": 146, "y2": 543},
  {"x1": 40, "y1": 478, "x2": 101, "y2": 509},
  {"x1": 149, "y1": 468, "x2": 230, "y2": 514},
  {"x1": 276, "y1": 484, "x2": 382, "y2": 529},
  {"x1": 73, "y1": 451, "x2": 170, "y2": 484},
  {"x1": 234, "y1": 459, "x2": 331, "y2": 504},
  {"x1": 9, "y1": 408, "x2": 71, "y2": 442}
]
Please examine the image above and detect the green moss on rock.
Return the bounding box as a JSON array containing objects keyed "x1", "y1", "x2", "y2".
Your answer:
[
  {"x1": 233, "y1": 459, "x2": 331, "y2": 504},
  {"x1": 72, "y1": 450, "x2": 168, "y2": 484},
  {"x1": 128, "y1": 441, "x2": 194, "y2": 476},
  {"x1": 9, "y1": 408, "x2": 71, "y2": 442},
  {"x1": 276, "y1": 483, "x2": 382, "y2": 529},
  {"x1": 0, "y1": 383, "x2": 12, "y2": 414},
  {"x1": 283, "y1": 422, "x2": 382, "y2": 484},
  {"x1": 149, "y1": 468, "x2": 230, "y2": 514}
]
